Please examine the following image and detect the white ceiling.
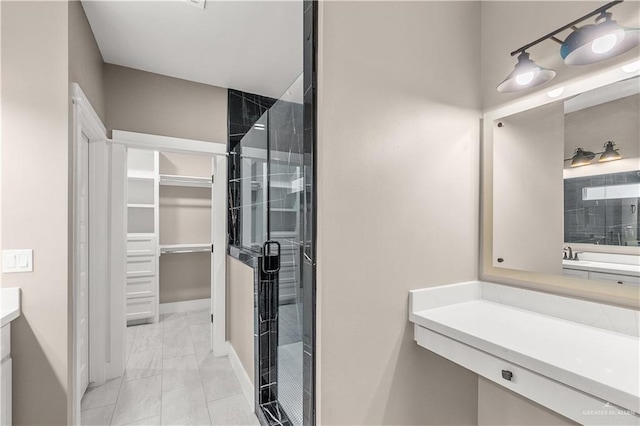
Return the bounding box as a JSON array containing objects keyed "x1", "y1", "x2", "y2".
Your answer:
[{"x1": 82, "y1": 0, "x2": 303, "y2": 99}]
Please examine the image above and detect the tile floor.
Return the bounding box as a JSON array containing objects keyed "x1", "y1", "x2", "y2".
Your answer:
[{"x1": 81, "y1": 309, "x2": 259, "y2": 426}]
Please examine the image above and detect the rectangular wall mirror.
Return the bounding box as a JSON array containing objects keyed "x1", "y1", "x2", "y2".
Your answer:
[{"x1": 486, "y1": 69, "x2": 639, "y2": 291}]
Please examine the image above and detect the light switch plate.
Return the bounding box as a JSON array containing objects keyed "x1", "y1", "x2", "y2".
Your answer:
[{"x1": 2, "y1": 249, "x2": 33, "y2": 273}]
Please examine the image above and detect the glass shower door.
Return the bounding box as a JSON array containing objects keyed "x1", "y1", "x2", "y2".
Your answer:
[{"x1": 268, "y1": 78, "x2": 305, "y2": 425}]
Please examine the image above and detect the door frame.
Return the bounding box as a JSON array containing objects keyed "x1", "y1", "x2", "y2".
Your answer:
[
  {"x1": 110, "y1": 130, "x2": 228, "y2": 357},
  {"x1": 70, "y1": 83, "x2": 108, "y2": 426}
]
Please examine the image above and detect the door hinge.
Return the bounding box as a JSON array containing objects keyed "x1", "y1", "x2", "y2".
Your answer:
[
  {"x1": 211, "y1": 244, "x2": 214, "y2": 253},
  {"x1": 211, "y1": 314, "x2": 214, "y2": 323},
  {"x1": 211, "y1": 174, "x2": 214, "y2": 184}
]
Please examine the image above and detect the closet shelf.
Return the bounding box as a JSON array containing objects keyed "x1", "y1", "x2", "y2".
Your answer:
[
  {"x1": 160, "y1": 243, "x2": 211, "y2": 255},
  {"x1": 159, "y1": 174, "x2": 211, "y2": 188},
  {"x1": 127, "y1": 171, "x2": 155, "y2": 180}
]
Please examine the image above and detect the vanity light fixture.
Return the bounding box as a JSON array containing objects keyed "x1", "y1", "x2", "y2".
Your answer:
[
  {"x1": 561, "y1": 11, "x2": 640, "y2": 66},
  {"x1": 566, "y1": 141, "x2": 623, "y2": 167},
  {"x1": 497, "y1": 52, "x2": 556, "y2": 93},
  {"x1": 498, "y1": 0, "x2": 638, "y2": 93}
]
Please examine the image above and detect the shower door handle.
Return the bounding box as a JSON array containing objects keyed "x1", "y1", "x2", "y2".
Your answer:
[{"x1": 262, "y1": 240, "x2": 281, "y2": 274}]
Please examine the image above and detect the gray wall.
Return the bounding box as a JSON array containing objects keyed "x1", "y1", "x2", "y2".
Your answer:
[
  {"x1": 317, "y1": 2, "x2": 481, "y2": 423},
  {"x1": 69, "y1": 0, "x2": 105, "y2": 122},
  {"x1": 1, "y1": 2, "x2": 70, "y2": 424},
  {"x1": 104, "y1": 64, "x2": 227, "y2": 142}
]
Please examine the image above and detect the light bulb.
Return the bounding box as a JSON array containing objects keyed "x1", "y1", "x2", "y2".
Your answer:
[
  {"x1": 591, "y1": 33, "x2": 619, "y2": 54},
  {"x1": 622, "y1": 60, "x2": 640, "y2": 73},
  {"x1": 516, "y1": 71, "x2": 534, "y2": 86}
]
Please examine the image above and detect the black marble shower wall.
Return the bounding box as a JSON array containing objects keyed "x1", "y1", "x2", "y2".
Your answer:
[{"x1": 228, "y1": 90, "x2": 276, "y2": 246}]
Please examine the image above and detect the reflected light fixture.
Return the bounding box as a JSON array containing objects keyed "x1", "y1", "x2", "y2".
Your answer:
[
  {"x1": 565, "y1": 141, "x2": 623, "y2": 167},
  {"x1": 598, "y1": 141, "x2": 622, "y2": 162},
  {"x1": 569, "y1": 148, "x2": 597, "y2": 167},
  {"x1": 497, "y1": 52, "x2": 556, "y2": 93},
  {"x1": 498, "y1": 0, "x2": 639, "y2": 93}
]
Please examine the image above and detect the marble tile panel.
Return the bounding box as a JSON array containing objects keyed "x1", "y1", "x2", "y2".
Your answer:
[
  {"x1": 111, "y1": 375, "x2": 162, "y2": 426},
  {"x1": 125, "y1": 350, "x2": 163, "y2": 382},
  {"x1": 131, "y1": 324, "x2": 163, "y2": 353},
  {"x1": 187, "y1": 309, "x2": 210, "y2": 326},
  {"x1": 161, "y1": 383, "x2": 211, "y2": 426},
  {"x1": 163, "y1": 325, "x2": 195, "y2": 359},
  {"x1": 207, "y1": 395, "x2": 258, "y2": 426},
  {"x1": 198, "y1": 353, "x2": 242, "y2": 402},
  {"x1": 162, "y1": 312, "x2": 189, "y2": 329},
  {"x1": 162, "y1": 354, "x2": 201, "y2": 392},
  {"x1": 190, "y1": 324, "x2": 212, "y2": 357},
  {"x1": 81, "y1": 403, "x2": 115, "y2": 426},
  {"x1": 81, "y1": 377, "x2": 122, "y2": 411},
  {"x1": 122, "y1": 416, "x2": 161, "y2": 426}
]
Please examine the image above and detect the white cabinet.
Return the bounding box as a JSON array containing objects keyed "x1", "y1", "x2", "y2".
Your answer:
[
  {"x1": 590, "y1": 272, "x2": 640, "y2": 287},
  {"x1": 126, "y1": 149, "x2": 159, "y2": 324},
  {"x1": 562, "y1": 268, "x2": 590, "y2": 279},
  {"x1": 563, "y1": 267, "x2": 639, "y2": 287},
  {"x1": 0, "y1": 325, "x2": 12, "y2": 426}
]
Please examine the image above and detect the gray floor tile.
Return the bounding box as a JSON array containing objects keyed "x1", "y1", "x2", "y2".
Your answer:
[
  {"x1": 131, "y1": 324, "x2": 163, "y2": 353},
  {"x1": 163, "y1": 325, "x2": 195, "y2": 359},
  {"x1": 198, "y1": 354, "x2": 243, "y2": 402},
  {"x1": 111, "y1": 375, "x2": 162, "y2": 426},
  {"x1": 125, "y1": 350, "x2": 163, "y2": 382},
  {"x1": 207, "y1": 395, "x2": 258, "y2": 426},
  {"x1": 121, "y1": 416, "x2": 161, "y2": 426},
  {"x1": 190, "y1": 324, "x2": 211, "y2": 357},
  {"x1": 81, "y1": 378, "x2": 122, "y2": 411},
  {"x1": 81, "y1": 403, "x2": 115, "y2": 426},
  {"x1": 161, "y1": 383, "x2": 211, "y2": 426},
  {"x1": 187, "y1": 309, "x2": 210, "y2": 326},
  {"x1": 162, "y1": 354, "x2": 201, "y2": 392},
  {"x1": 162, "y1": 312, "x2": 189, "y2": 329}
]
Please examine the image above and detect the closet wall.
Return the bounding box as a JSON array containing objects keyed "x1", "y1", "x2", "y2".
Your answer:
[
  {"x1": 159, "y1": 152, "x2": 212, "y2": 303},
  {"x1": 106, "y1": 65, "x2": 227, "y2": 307}
]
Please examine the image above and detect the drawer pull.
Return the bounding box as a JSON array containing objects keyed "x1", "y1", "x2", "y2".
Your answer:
[
  {"x1": 501, "y1": 370, "x2": 513, "y2": 381},
  {"x1": 617, "y1": 281, "x2": 623, "y2": 285}
]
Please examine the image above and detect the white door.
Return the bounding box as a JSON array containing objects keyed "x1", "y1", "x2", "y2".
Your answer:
[{"x1": 79, "y1": 132, "x2": 90, "y2": 394}]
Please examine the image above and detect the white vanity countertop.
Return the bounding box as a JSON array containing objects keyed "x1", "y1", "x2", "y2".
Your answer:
[
  {"x1": 410, "y1": 281, "x2": 640, "y2": 414},
  {"x1": 563, "y1": 259, "x2": 640, "y2": 277},
  {"x1": 1, "y1": 287, "x2": 21, "y2": 327}
]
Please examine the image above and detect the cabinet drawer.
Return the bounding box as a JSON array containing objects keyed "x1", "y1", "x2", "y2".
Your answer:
[
  {"x1": 0, "y1": 325, "x2": 10, "y2": 361},
  {"x1": 415, "y1": 325, "x2": 639, "y2": 425},
  {"x1": 127, "y1": 235, "x2": 156, "y2": 257},
  {"x1": 590, "y1": 272, "x2": 640, "y2": 287},
  {"x1": 126, "y1": 277, "x2": 155, "y2": 299},
  {"x1": 563, "y1": 268, "x2": 590, "y2": 279},
  {"x1": 126, "y1": 255, "x2": 156, "y2": 278},
  {"x1": 1, "y1": 357, "x2": 12, "y2": 426},
  {"x1": 126, "y1": 297, "x2": 156, "y2": 321}
]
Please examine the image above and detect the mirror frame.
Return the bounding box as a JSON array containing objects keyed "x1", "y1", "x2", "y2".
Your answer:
[{"x1": 481, "y1": 58, "x2": 640, "y2": 309}]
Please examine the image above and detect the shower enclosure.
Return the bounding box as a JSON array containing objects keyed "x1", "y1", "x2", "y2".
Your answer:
[{"x1": 228, "y1": 74, "x2": 313, "y2": 426}]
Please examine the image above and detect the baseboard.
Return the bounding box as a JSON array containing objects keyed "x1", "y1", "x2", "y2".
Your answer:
[
  {"x1": 227, "y1": 343, "x2": 254, "y2": 412},
  {"x1": 159, "y1": 298, "x2": 210, "y2": 314}
]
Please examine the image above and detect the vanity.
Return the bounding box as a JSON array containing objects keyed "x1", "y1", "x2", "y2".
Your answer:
[
  {"x1": 410, "y1": 50, "x2": 640, "y2": 424},
  {"x1": 1, "y1": 287, "x2": 21, "y2": 425},
  {"x1": 409, "y1": 281, "x2": 640, "y2": 425}
]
